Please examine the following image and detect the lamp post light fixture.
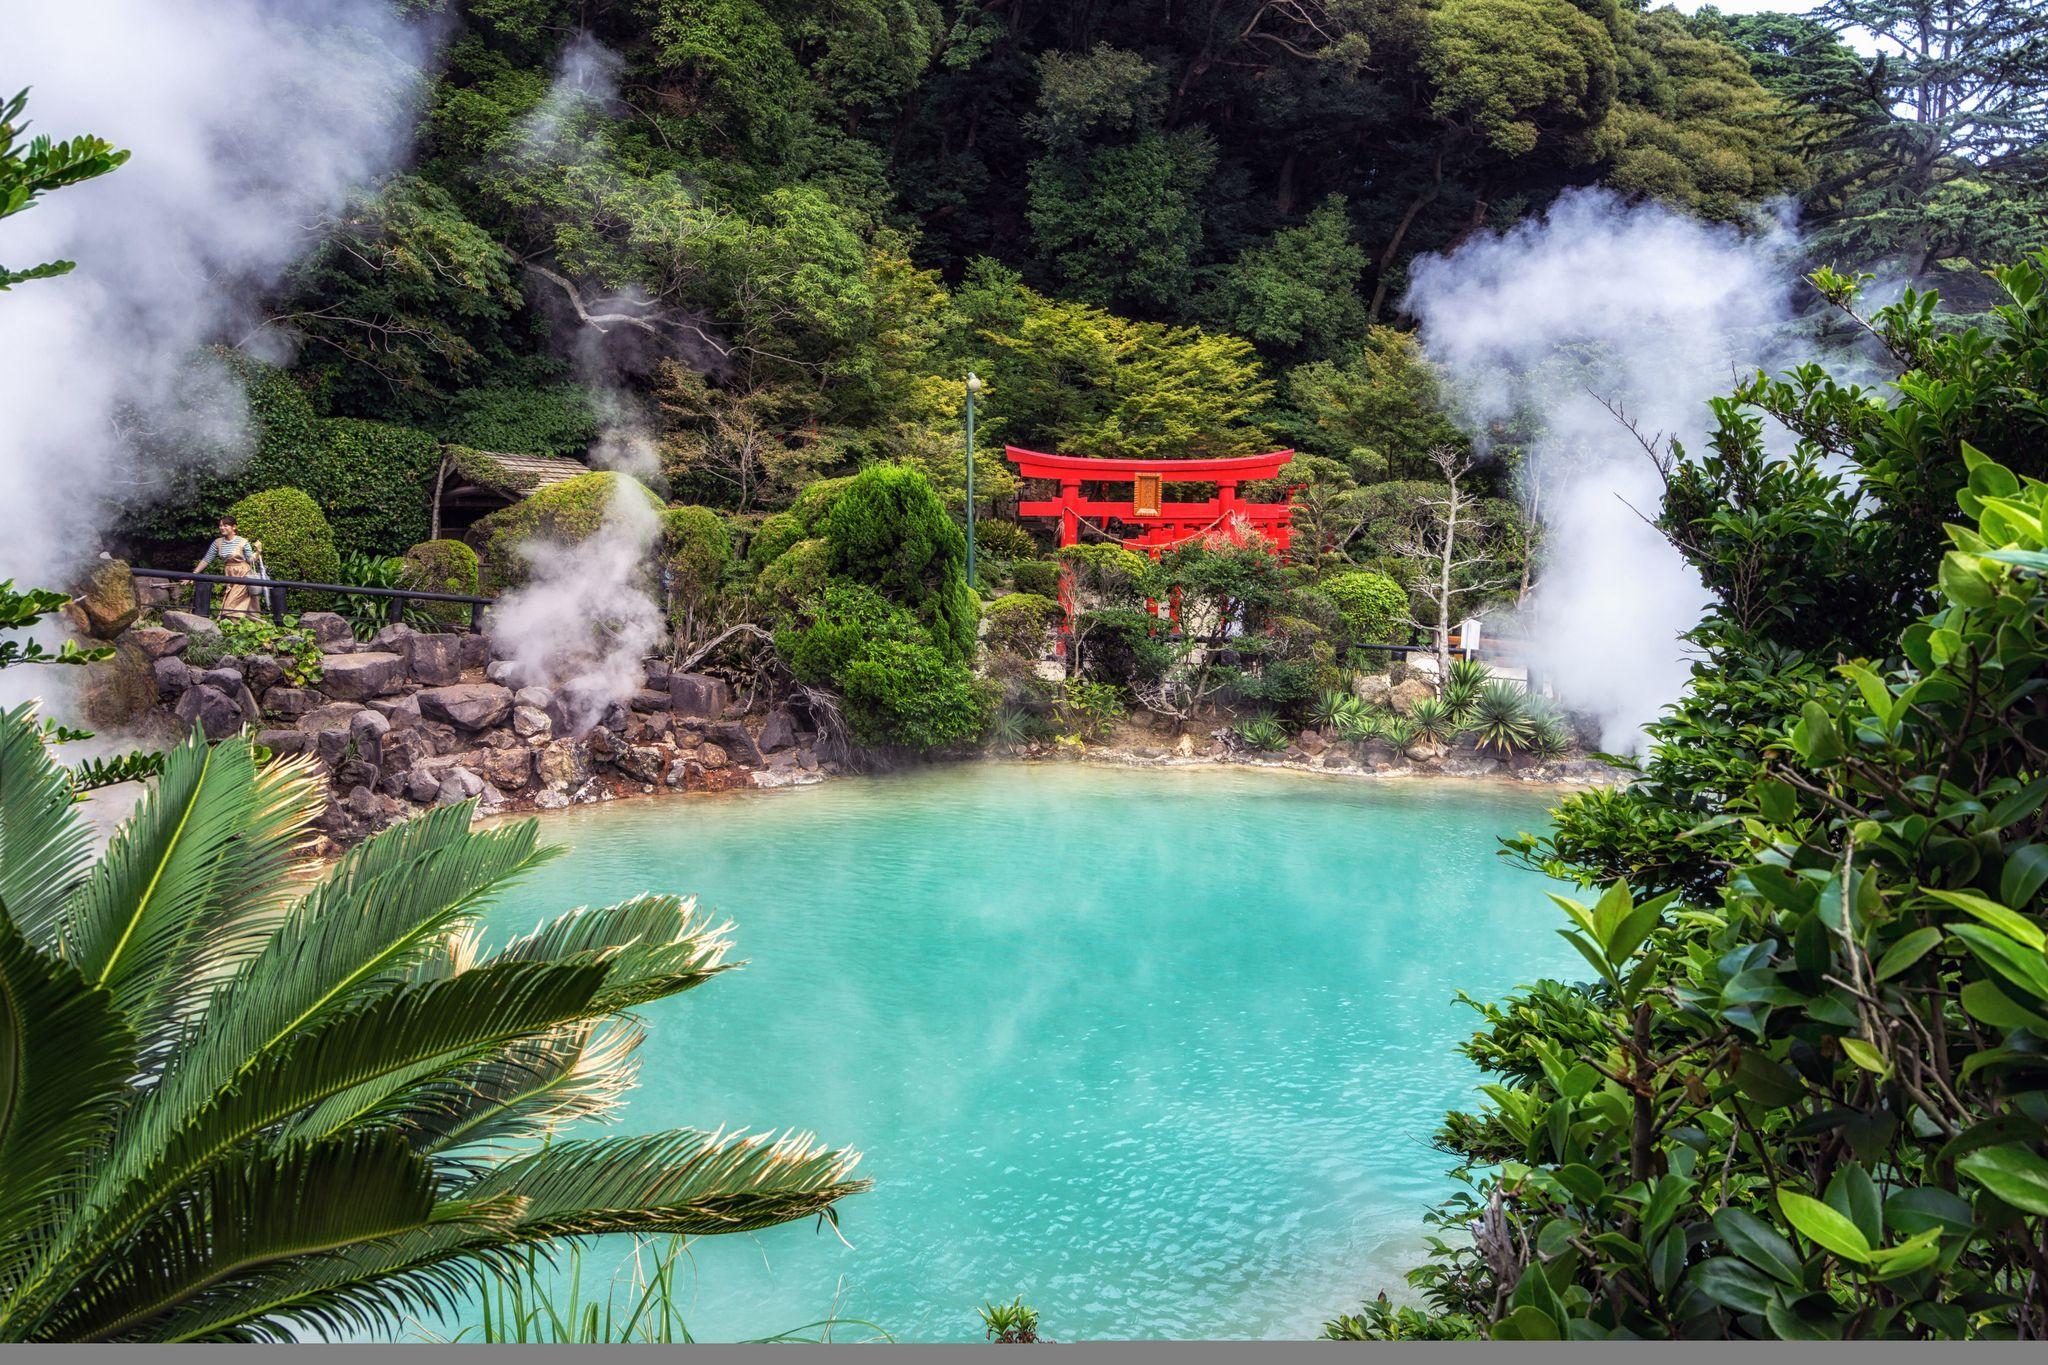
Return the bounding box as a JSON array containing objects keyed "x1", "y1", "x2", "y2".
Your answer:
[{"x1": 964, "y1": 371, "x2": 984, "y2": 590}]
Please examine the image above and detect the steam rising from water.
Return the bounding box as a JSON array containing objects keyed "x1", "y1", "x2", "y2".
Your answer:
[
  {"x1": 1406, "y1": 189, "x2": 1813, "y2": 748},
  {"x1": 0, "y1": 1, "x2": 435, "y2": 587},
  {"x1": 489, "y1": 479, "x2": 665, "y2": 735}
]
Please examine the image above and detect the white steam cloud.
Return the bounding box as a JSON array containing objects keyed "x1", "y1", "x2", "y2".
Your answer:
[
  {"x1": 489, "y1": 480, "x2": 665, "y2": 734},
  {"x1": 1406, "y1": 189, "x2": 1815, "y2": 748},
  {"x1": 0, "y1": 1, "x2": 436, "y2": 587},
  {"x1": 481, "y1": 34, "x2": 677, "y2": 728}
]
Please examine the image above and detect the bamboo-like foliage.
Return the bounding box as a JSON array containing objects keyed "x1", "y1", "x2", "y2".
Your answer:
[{"x1": 0, "y1": 714, "x2": 866, "y2": 1342}]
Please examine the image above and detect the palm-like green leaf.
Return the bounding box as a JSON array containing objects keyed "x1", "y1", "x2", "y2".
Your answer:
[
  {"x1": 57, "y1": 731, "x2": 260, "y2": 1034},
  {"x1": 0, "y1": 702, "x2": 93, "y2": 940},
  {"x1": 395, "y1": 1019, "x2": 643, "y2": 1160},
  {"x1": 465, "y1": 1128, "x2": 869, "y2": 1237},
  {"x1": 485, "y1": 894, "x2": 733, "y2": 1011},
  {"x1": 0, "y1": 725, "x2": 864, "y2": 1342},
  {"x1": 0, "y1": 905, "x2": 136, "y2": 1294},
  {"x1": 149, "y1": 807, "x2": 551, "y2": 1146},
  {"x1": 44, "y1": 1131, "x2": 452, "y2": 1341}
]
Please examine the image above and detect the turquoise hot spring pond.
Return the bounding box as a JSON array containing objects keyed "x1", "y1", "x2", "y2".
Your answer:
[{"x1": 471, "y1": 763, "x2": 1580, "y2": 1342}]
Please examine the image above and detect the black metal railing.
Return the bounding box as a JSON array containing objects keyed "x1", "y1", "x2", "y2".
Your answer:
[{"x1": 131, "y1": 568, "x2": 493, "y2": 634}]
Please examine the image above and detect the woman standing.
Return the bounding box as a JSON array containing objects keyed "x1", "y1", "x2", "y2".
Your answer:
[{"x1": 193, "y1": 516, "x2": 267, "y2": 619}]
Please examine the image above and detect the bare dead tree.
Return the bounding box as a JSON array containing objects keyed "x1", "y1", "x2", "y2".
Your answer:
[{"x1": 1394, "y1": 444, "x2": 1521, "y2": 678}]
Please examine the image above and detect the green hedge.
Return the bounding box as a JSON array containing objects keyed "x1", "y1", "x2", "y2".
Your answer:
[
  {"x1": 227, "y1": 487, "x2": 339, "y2": 589},
  {"x1": 131, "y1": 352, "x2": 442, "y2": 556},
  {"x1": 1011, "y1": 559, "x2": 1061, "y2": 598}
]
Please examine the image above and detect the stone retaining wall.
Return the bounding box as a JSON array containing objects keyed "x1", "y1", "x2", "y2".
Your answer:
[{"x1": 128, "y1": 609, "x2": 835, "y2": 852}]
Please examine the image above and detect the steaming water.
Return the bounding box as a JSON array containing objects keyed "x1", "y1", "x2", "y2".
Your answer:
[{"x1": 467, "y1": 765, "x2": 1577, "y2": 1341}]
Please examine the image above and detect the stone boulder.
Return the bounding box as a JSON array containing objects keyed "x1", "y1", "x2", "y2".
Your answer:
[
  {"x1": 512, "y1": 705, "x2": 551, "y2": 741},
  {"x1": 758, "y1": 705, "x2": 802, "y2": 754},
  {"x1": 706, "y1": 720, "x2": 762, "y2": 766},
  {"x1": 456, "y1": 633, "x2": 490, "y2": 671},
  {"x1": 175, "y1": 684, "x2": 244, "y2": 740},
  {"x1": 79, "y1": 639, "x2": 159, "y2": 731},
  {"x1": 536, "y1": 740, "x2": 591, "y2": 789},
  {"x1": 405, "y1": 633, "x2": 464, "y2": 687},
  {"x1": 478, "y1": 746, "x2": 534, "y2": 790},
  {"x1": 1389, "y1": 677, "x2": 1435, "y2": 716},
  {"x1": 697, "y1": 742, "x2": 730, "y2": 770},
  {"x1": 612, "y1": 744, "x2": 666, "y2": 784},
  {"x1": 162, "y1": 610, "x2": 221, "y2": 641},
  {"x1": 256, "y1": 727, "x2": 311, "y2": 757},
  {"x1": 435, "y1": 766, "x2": 486, "y2": 805},
  {"x1": 123, "y1": 625, "x2": 188, "y2": 660},
  {"x1": 372, "y1": 622, "x2": 416, "y2": 653},
  {"x1": 153, "y1": 656, "x2": 192, "y2": 702},
  {"x1": 485, "y1": 659, "x2": 524, "y2": 687},
  {"x1": 73, "y1": 559, "x2": 140, "y2": 638},
  {"x1": 1352, "y1": 672, "x2": 1393, "y2": 706},
  {"x1": 668, "y1": 672, "x2": 729, "y2": 719},
  {"x1": 514, "y1": 685, "x2": 552, "y2": 711},
  {"x1": 263, "y1": 686, "x2": 319, "y2": 720},
  {"x1": 349, "y1": 708, "x2": 391, "y2": 768},
  {"x1": 242, "y1": 653, "x2": 285, "y2": 692},
  {"x1": 319, "y1": 651, "x2": 406, "y2": 701},
  {"x1": 628, "y1": 688, "x2": 671, "y2": 713},
  {"x1": 418, "y1": 682, "x2": 514, "y2": 731},
  {"x1": 198, "y1": 667, "x2": 259, "y2": 723},
  {"x1": 379, "y1": 727, "x2": 434, "y2": 784},
  {"x1": 300, "y1": 612, "x2": 355, "y2": 651}
]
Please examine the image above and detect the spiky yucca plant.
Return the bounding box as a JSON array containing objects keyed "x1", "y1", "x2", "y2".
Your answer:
[
  {"x1": 1439, "y1": 657, "x2": 1491, "y2": 719},
  {"x1": 1406, "y1": 696, "x2": 1460, "y2": 746},
  {"x1": 1468, "y1": 679, "x2": 1535, "y2": 753},
  {"x1": 0, "y1": 706, "x2": 865, "y2": 1342}
]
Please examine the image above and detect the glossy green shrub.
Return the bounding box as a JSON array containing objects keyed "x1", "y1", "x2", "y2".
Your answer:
[
  {"x1": 975, "y1": 519, "x2": 1036, "y2": 562},
  {"x1": 132, "y1": 353, "x2": 441, "y2": 556},
  {"x1": 1317, "y1": 568, "x2": 1408, "y2": 644},
  {"x1": 823, "y1": 464, "x2": 977, "y2": 662},
  {"x1": 777, "y1": 581, "x2": 990, "y2": 749}
]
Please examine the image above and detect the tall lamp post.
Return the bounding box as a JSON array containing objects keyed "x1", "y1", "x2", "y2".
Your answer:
[{"x1": 964, "y1": 371, "x2": 983, "y2": 590}]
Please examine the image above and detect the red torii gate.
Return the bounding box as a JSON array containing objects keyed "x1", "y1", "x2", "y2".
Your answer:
[{"x1": 1005, "y1": 446, "x2": 1297, "y2": 556}]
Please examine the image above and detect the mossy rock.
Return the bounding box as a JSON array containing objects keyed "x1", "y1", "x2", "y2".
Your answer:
[
  {"x1": 72, "y1": 558, "x2": 140, "y2": 639},
  {"x1": 401, "y1": 539, "x2": 481, "y2": 626},
  {"x1": 472, "y1": 471, "x2": 662, "y2": 589}
]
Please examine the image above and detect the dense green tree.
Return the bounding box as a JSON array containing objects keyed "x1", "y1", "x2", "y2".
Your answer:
[{"x1": 1202, "y1": 196, "x2": 1370, "y2": 361}]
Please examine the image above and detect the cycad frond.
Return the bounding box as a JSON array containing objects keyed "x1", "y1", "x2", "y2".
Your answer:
[
  {"x1": 57, "y1": 732, "x2": 259, "y2": 1035},
  {"x1": 143, "y1": 1200, "x2": 529, "y2": 1344},
  {"x1": 466, "y1": 1128, "x2": 869, "y2": 1238},
  {"x1": 488, "y1": 894, "x2": 734, "y2": 1011},
  {"x1": 151, "y1": 807, "x2": 550, "y2": 1142},
  {"x1": 396, "y1": 1019, "x2": 643, "y2": 1161},
  {"x1": 0, "y1": 906, "x2": 136, "y2": 1295},
  {"x1": 42, "y1": 1131, "x2": 449, "y2": 1342},
  {"x1": 22, "y1": 962, "x2": 607, "y2": 1331},
  {"x1": 0, "y1": 704, "x2": 93, "y2": 941}
]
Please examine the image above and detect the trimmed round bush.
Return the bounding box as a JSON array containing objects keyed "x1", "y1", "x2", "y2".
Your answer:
[
  {"x1": 401, "y1": 538, "x2": 480, "y2": 626},
  {"x1": 1011, "y1": 558, "x2": 1061, "y2": 598},
  {"x1": 226, "y1": 486, "x2": 339, "y2": 590},
  {"x1": 982, "y1": 592, "x2": 1059, "y2": 657},
  {"x1": 746, "y1": 511, "x2": 806, "y2": 572},
  {"x1": 1317, "y1": 568, "x2": 1409, "y2": 643},
  {"x1": 975, "y1": 518, "x2": 1036, "y2": 561},
  {"x1": 472, "y1": 471, "x2": 663, "y2": 588}
]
